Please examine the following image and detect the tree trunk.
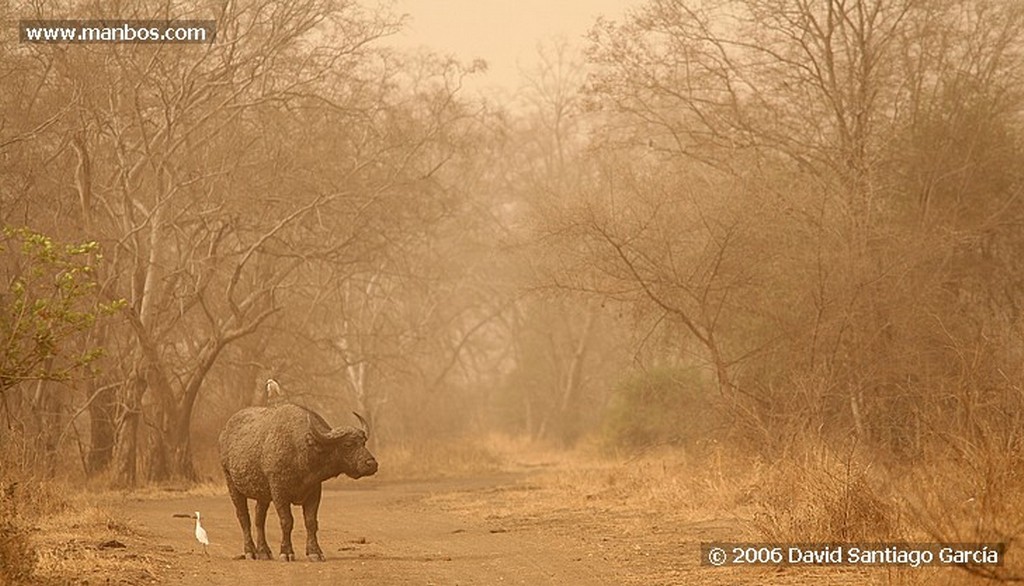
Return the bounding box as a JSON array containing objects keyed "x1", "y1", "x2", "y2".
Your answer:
[
  {"x1": 523, "y1": 392, "x2": 534, "y2": 438},
  {"x1": 112, "y1": 410, "x2": 139, "y2": 487},
  {"x1": 163, "y1": 401, "x2": 198, "y2": 481},
  {"x1": 147, "y1": 429, "x2": 169, "y2": 482},
  {"x1": 86, "y1": 380, "x2": 116, "y2": 476},
  {"x1": 555, "y1": 311, "x2": 596, "y2": 444},
  {"x1": 30, "y1": 372, "x2": 60, "y2": 478},
  {"x1": 170, "y1": 432, "x2": 196, "y2": 482},
  {"x1": 112, "y1": 371, "x2": 147, "y2": 487},
  {"x1": 144, "y1": 396, "x2": 200, "y2": 482}
]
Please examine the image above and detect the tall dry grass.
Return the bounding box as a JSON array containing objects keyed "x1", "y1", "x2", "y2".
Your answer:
[
  {"x1": 0, "y1": 436, "x2": 156, "y2": 585},
  {"x1": 374, "y1": 434, "x2": 509, "y2": 480},
  {"x1": 0, "y1": 476, "x2": 161, "y2": 585},
  {"x1": 574, "y1": 435, "x2": 1024, "y2": 583},
  {"x1": 0, "y1": 480, "x2": 37, "y2": 585}
]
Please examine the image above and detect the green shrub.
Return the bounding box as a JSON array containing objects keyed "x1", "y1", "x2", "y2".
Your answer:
[{"x1": 602, "y1": 367, "x2": 720, "y2": 450}]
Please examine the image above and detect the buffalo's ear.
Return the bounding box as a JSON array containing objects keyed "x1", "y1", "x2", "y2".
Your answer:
[
  {"x1": 307, "y1": 414, "x2": 339, "y2": 448},
  {"x1": 307, "y1": 430, "x2": 338, "y2": 451}
]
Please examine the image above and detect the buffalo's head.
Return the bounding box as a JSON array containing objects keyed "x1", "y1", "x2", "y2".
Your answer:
[{"x1": 309, "y1": 412, "x2": 378, "y2": 479}]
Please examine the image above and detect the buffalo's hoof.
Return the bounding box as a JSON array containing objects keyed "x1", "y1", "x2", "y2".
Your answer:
[
  {"x1": 307, "y1": 553, "x2": 325, "y2": 562},
  {"x1": 281, "y1": 552, "x2": 295, "y2": 561},
  {"x1": 257, "y1": 550, "x2": 273, "y2": 560},
  {"x1": 236, "y1": 553, "x2": 256, "y2": 560}
]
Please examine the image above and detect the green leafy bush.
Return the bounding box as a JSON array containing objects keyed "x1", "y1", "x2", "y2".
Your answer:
[
  {"x1": 0, "y1": 227, "x2": 123, "y2": 394},
  {"x1": 602, "y1": 367, "x2": 719, "y2": 450}
]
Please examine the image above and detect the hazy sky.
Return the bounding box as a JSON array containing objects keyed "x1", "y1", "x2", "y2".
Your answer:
[{"x1": 388, "y1": 0, "x2": 640, "y2": 97}]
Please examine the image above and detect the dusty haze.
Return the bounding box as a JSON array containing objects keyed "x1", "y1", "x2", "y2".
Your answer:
[
  {"x1": 2, "y1": 0, "x2": 1024, "y2": 584},
  {"x1": 389, "y1": 0, "x2": 640, "y2": 95}
]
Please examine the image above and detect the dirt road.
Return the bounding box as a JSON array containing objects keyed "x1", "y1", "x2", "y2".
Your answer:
[
  {"x1": 124, "y1": 475, "x2": 629, "y2": 585},
  {"x1": 113, "y1": 470, "x2": 897, "y2": 585}
]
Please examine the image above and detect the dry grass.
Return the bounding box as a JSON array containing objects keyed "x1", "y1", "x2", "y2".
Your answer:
[
  {"x1": 0, "y1": 478, "x2": 159, "y2": 586},
  {"x1": 0, "y1": 485, "x2": 37, "y2": 585},
  {"x1": 534, "y1": 443, "x2": 759, "y2": 520},
  {"x1": 751, "y1": 447, "x2": 904, "y2": 543},
  {"x1": 893, "y1": 442, "x2": 1024, "y2": 582},
  {"x1": 374, "y1": 434, "x2": 507, "y2": 480},
  {"x1": 421, "y1": 437, "x2": 1024, "y2": 585},
  {"x1": 747, "y1": 441, "x2": 1024, "y2": 584},
  {"x1": 123, "y1": 480, "x2": 227, "y2": 501},
  {"x1": 31, "y1": 502, "x2": 160, "y2": 585},
  {"x1": 421, "y1": 439, "x2": 761, "y2": 523},
  {"x1": 5, "y1": 431, "x2": 1023, "y2": 585}
]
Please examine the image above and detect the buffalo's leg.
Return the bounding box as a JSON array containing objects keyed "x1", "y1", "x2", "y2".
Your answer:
[
  {"x1": 254, "y1": 499, "x2": 273, "y2": 560},
  {"x1": 302, "y1": 485, "x2": 324, "y2": 561},
  {"x1": 228, "y1": 486, "x2": 256, "y2": 560},
  {"x1": 272, "y1": 496, "x2": 295, "y2": 561}
]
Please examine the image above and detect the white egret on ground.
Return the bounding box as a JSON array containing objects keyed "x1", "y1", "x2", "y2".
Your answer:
[{"x1": 193, "y1": 511, "x2": 209, "y2": 555}]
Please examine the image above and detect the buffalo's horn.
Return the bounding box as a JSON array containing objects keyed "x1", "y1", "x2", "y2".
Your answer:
[
  {"x1": 353, "y1": 412, "x2": 370, "y2": 435},
  {"x1": 308, "y1": 414, "x2": 347, "y2": 444}
]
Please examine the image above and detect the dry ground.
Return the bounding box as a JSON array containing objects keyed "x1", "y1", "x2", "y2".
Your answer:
[
  {"x1": 95, "y1": 473, "x2": 790, "y2": 585},
  {"x1": 20, "y1": 450, "x2": 999, "y2": 585}
]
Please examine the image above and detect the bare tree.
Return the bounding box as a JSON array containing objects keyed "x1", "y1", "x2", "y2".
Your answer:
[
  {"x1": 7, "y1": 0, "x2": 405, "y2": 483},
  {"x1": 574, "y1": 0, "x2": 1024, "y2": 452}
]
